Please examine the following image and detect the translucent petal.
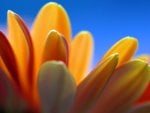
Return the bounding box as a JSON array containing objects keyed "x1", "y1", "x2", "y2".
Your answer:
[
  {"x1": 31, "y1": 2, "x2": 71, "y2": 43},
  {"x1": 8, "y1": 11, "x2": 34, "y2": 91},
  {"x1": 102, "y1": 37, "x2": 138, "y2": 67},
  {"x1": 42, "y1": 30, "x2": 69, "y2": 65},
  {"x1": 90, "y1": 60, "x2": 150, "y2": 113},
  {"x1": 137, "y1": 55, "x2": 150, "y2": 64},
  {"x1": 31, "y1": 3, "x2": 71, "y2": 82},
  {"x1": 69, "y1": 53, "x2": 118, "y2": 113},
  {"x1": 69, "y1": 31, "x2": 93, "y2": 84}
]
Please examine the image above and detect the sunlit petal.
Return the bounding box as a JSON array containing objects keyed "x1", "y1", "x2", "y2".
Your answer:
[
  {"x1": 32, "y1": 2, "x2": 71, "y2": 43},
  {"x1": 8, "y1": 11, "x2": 34, "y2": 91},
  {"x1": 102, "y1": 37, "x2": 138, "y2": 67},
  {"x1": 70, "y1": 53, "x2": 118, "y2": 113},
  {"x1": 137, "y1": 55, "x2": 150, "y2": 64},
  {"x1": 69, "y1": 31, "x2": 93, "y2": 84},
  {"x1": 31, "y1": 3, "x2": 71, "y2": 83},
  {"x1": 89, "y1": 60, "x2": 150, "y2": 113},
  {"x1": 42, "y1": 30, "x2": 69, "y2": 65}
]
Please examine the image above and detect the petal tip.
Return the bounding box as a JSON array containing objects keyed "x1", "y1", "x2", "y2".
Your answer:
[
  {"x1": 7, "y1": 10, "x2": 15, "y2": 17},
  {"x1": 43, "y1": 60, "x2": 65, "y2": 67},
  {"x1": 124, "y1": 36, "x2": 138, "y2": 44},
  {"x1": 43, "y1": 2, "x2": 63, "y2": 10},
  {"x1": 48, "y1": 29, "x2": 59, "y2": 36},
  {"x1": 133, "y1": 59, "x2": 148, "y2": 65},
  {"x1": 110, "y1": 53, "x2": 119, "y2": 58}
]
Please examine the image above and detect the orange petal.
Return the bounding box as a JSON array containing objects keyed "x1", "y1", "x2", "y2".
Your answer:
[
  {"x1": 8, "y1": 11, "x2": 34, "y2": 92},
  {"x1": 90, "y1": 60, "x2": 150, "y2": 113},
  {"x1": 31, "y1": 2, "x2": 71, "y2": 90},
  {"x1": 69, "y1": 53, "x2": 118, "y2": 113},
  {"x1": 31, "y1": 2, "x2": 71, "y2": 43},
  {"x1": 42, "y1": 30, "x2": 69, "y2": 65},
  {"x1": 0, "y1": 32, "x2": 19, "y2": 85},
  {"x1": 31, "y1": 2, "x2": 71, "y2": 78},
  {"x1": 102, "y1": 37, "x2": 138, "y2": 67},
  {"x1": 69, "y1": 31, "x2": 94, "y2": 84}
]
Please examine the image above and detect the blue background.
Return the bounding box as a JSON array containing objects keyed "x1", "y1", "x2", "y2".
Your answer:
[{"x1": 0, "y1": 0, "x2": 150, "y2": 66}]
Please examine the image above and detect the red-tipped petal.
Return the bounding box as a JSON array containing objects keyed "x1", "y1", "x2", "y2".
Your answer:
[
  {"x1": 0, "y1": 31, "x2": 19, "y2": 85},
  {"x1": 8, "y1": 11, "x2": 34, "y2": 91}
]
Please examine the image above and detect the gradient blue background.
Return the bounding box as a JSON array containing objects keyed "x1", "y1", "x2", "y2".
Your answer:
[{"x1": 0, "y1": 0, "x2": 150, "y2": 66}]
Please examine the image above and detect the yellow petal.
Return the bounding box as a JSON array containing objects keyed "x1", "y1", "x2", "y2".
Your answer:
[
  {"x1": 42, "y1": 30, "x2": 69, "y2": 65},
  {"x1": 102, "y1": 37, "x2": 138, "y2": 67},
  {"x1": 137, "y1": 55, "x2": 150, "y2": 64},
  {"x1": 69, "y1": 31, "x2": 93, "y2": 84},
  {"x1": 90, "y1": 60, "x2": 150, "y2": 113},
  {"x1": 8, "y1": 11, "x2": 33, "y2": 92},
  {"x1": 69, "y1": 53, "x2": 118, "y2": 113}
]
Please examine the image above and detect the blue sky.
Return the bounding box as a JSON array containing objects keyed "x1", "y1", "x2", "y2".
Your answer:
[{"x1": 0, "y1": 0, "x2": 150, "y2": 65}]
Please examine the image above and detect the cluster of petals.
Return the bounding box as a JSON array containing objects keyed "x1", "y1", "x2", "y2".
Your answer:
[{"x1": 0, "y1": 2, "x2": 150, "y2": 113}]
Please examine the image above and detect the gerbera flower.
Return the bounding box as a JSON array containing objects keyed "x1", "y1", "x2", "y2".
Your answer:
[{"x1": 0, "y1": 2, "x2": 150, "y2": 113}]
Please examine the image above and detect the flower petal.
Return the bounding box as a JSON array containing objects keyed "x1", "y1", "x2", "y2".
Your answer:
[
  {"x1": 137, "y1": 55, "x2": 150, "y2": 64},
  {"x1": 69, "y1": 53, "x2": 118, "y2": 113},
  {"x1": 32, "y1": 2, "x2": 71, "y2": 43},
  {"x1": 0, "y1": 32, "x2": 19, "y2": 85},
  {"x1": 89, "y1": 60, "x2": 150, "y2": 113},
  {"x1": 128, "y1": 103, "x2": 150, "y2": 113},
  {"x1": 102, "y1": 37, "x2": 138, "y2": 67},
  {"x1": 42, "y1": 30, "x2": 69, "y2": 65},
  {"x1": 136, "y1": 56, "x2": 150, "y2": 104},
  {"x1": 33, "y1": 30, "x2": 69, "y2": 102},
  {"x1": 69, "y1": 31, "x2": 93, "y2": 84},
  {"x1": 0, "y1": 69, "x2": 14, "y2": 108},
  {"x1": 38, "y1": 61, "x2": 76, "y2": 113},
  {"x1": 136, "y1": 77, "x2": 150, "y2": 104},
  {"x1": 8, "y1": 11, "x2": 34, "y2": 91},
  {"x1": 0, "y1": 69, "x2": 26, "y2": 112},
  {"x1": 31, "y1": 3, "x2": 71, "y2": 81}
]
